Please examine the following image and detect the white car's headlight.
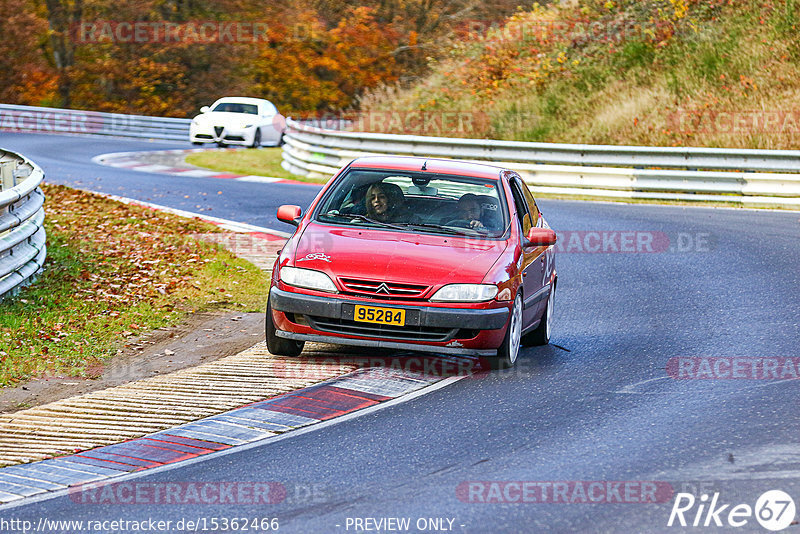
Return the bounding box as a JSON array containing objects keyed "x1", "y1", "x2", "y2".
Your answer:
[
  {"x1": 243, "y1": 124, "x2": 254, "y2": 128},
  {"x1": 280, "y1": 267, "x2": 337, "y2": 293},
  {"x1": 430, "y1": 284, "x2": 498, "y2": 302}
]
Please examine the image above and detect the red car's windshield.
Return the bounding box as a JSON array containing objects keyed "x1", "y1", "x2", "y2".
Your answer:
[{"x1": 315, "y1": 169, "x2": 509, "y2": 238}]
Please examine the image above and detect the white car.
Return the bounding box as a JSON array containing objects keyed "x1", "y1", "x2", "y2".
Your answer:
[{"x1": 190, "y1": 97, "x2": 285, "y2": 148}]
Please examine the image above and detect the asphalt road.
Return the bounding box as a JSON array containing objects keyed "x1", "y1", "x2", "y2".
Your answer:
[
  {"x1": 0, "y1": 132, "x2": 320, "y2": 232},
  {"x1": 2, "y1": 132, "x2": 799, "y2": 533}
]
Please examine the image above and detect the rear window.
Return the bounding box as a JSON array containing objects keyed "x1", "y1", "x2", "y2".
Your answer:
[{"x1": 314, "y1": 169, "x2": 508, "y2": 238}]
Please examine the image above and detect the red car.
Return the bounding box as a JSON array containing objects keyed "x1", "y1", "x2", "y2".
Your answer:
[{"x1": 266, "y1": 156, "x2": 557, "y2": 368}]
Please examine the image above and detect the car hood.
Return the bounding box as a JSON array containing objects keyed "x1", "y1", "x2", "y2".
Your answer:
[{"x1": 293, "y1": 223, "x2": 508, "y2": 289}]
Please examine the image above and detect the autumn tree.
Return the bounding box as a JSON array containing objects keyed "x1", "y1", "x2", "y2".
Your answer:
[
  {"x1": 37, "y1": 0, "x2": 268, "y2": 115},
  {"x1": 40, "y1": 0, "x2": 84, "y2": 107},
  {"x1": 307, "y1": 0, "x2": 523, "y2": 78},
  {"x1": 0, "y1": 0, "x2": 56, "y2": 104},
  {"x1": 252, "y1": 5, "x2": 400, "y2": 112},
  {"x1": 6, "y1": 0, "x2": 523, "y2": 115}
]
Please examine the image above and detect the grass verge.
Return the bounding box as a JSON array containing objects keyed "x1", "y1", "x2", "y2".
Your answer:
[
  {"x1": 0, "y1": 184, "x2": 269, "y2": 387},
  {"x1": 185, "y1": 147, "x2": 328, "y2": 184}
]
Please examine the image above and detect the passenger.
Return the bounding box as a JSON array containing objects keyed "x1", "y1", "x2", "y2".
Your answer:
[{"x1": 365, "y1": 182, "x2": 408, "y2": 222}]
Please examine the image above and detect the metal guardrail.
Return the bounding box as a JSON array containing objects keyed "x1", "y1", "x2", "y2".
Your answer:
[
  {"x1": 0, "y1": 103, "x2": 190, "y2": 141},
  {"x1": 0, "y1": 150, "x2": 47, "y2": 300},
  {"x1": 281, "y1": 118, "x2": 800, "y2": 206}
]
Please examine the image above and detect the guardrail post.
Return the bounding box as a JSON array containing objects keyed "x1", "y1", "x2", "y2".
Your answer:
[{"x1": 0, "y1": 160, "x2": 17, "y2": 191}]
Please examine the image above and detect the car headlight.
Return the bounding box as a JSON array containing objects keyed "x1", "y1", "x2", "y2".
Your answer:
[
  {"x1": 430, "y1": 284, "x2": 498, "y2": 302},
  {"x1": 280, "y1": 267, "x2": 337, "y2": 293},
  {"x1": 243, "y1": 124, "x2": 254, "y2": 128}
]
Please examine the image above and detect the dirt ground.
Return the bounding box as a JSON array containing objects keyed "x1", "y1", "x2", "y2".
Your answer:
[{"x1": 0, "y1": 310, "x2": 266, "y2": 414}]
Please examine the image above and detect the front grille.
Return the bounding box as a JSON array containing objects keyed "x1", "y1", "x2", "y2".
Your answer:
[
  {"x1": 214, "y1": 126, "x2": 224, "y2": 137},
  {"x1": 306, "y1": 316, "x2": 456, "y2": 342},
  {"x1": 339, "y1": 278, "x2": 429, "y2": 299}
]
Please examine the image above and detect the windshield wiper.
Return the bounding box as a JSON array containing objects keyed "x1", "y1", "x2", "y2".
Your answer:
[
  {"x1": 322, "y1": 212, "x2": 406, "y2": 230},
  {"x1": 392, "y1": 222, "x2": 474, "y2": 236}
]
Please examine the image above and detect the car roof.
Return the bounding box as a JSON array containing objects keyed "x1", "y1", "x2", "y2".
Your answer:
[
  {"x1": 212, "y1": 97, "x2": 275, "y2": 106},
  {"x1": 349, "y1": 156, "x2": 506, "y2": 180}
]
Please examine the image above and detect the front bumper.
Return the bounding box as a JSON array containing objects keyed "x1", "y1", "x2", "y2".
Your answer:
[
  {"x1": 269, "y1": 287, "x2": 510, "y2": 356},
  {"x1": 190, "y1": 125, "x2": 253, "y2": 145}
]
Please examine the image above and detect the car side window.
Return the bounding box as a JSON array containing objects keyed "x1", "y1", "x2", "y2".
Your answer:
[
  {"x1": 509, "y1": 179, "x2": 532, "y2": 236},
  {"x1": 517, "y1": 178, "x2": 540, "y2": 227}
]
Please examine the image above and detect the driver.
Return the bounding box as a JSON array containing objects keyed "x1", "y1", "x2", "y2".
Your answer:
[{"x1": 455, "y1": 193, "x2": 486, "y2": 230}]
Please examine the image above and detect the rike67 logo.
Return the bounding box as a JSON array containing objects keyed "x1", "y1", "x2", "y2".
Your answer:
[{"x1": 668, "y1": 490, "x2": 796, "y2": 531}]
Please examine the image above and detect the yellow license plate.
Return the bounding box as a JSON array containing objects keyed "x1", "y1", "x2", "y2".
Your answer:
[{"x1": 354, "y1": 305, "x2": 406, "y2": 326}]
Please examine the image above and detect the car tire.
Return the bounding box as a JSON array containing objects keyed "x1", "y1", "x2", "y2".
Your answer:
[
  {"x1": 250, "y1": 128, "x2": 261, "y2": 148},
  {"x1": 493, "y1": 292, "x2": 523, "y2": 369},
  {"x1": 522, "y1": 282, "x2": 554, "y2": 346},
  {"x1": 265, "y1": 296, "x2": 304, "y2": 357}
]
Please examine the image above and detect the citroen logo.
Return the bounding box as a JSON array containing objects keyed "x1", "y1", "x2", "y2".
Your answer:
[{"x1": 375, "y1": 283, "x2": 391, "y2": 294}]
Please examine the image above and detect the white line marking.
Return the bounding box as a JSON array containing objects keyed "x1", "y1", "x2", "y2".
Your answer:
[
  {"x1": 169, "y1": 169, "x2": 220, "y2": 177},
  {"x1": 107, "y1": 161, "x2": 142, "y2": 168},
  {"x1": 741, "y1": 377, "x2": 800, "y2": 390},
  {"x1": 614, "y1": 376, "x2": 671, "y2": 395},
  {"x1": 236, "y1": 175, "x2": 282, "y2": 183},
  {"x1": 122, "y1": 164, "x2": 171, "y2": 173}
]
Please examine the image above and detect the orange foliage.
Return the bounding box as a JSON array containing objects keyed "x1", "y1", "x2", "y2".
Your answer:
[
  {"x1": 3, "y1": 0, "x2": 516, "y2": 114},
  {"x1": 253, "y1": 6, "x2": 400, "y2": 112},
  {"x1": 0, "y1": 0, "x2": 57, "y2": 105}
]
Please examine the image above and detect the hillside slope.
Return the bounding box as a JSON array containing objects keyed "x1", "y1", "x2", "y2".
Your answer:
[{"x1": 360, "y1": 0, "x2": 800, "y2": 149}]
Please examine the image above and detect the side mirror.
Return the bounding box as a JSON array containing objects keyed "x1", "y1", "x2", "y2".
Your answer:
[
  {"x1": 526, "y1": 227, "x2": 557, "y2": 247},
  {"x1": 277, "y1": 205, "x2": 302, "y2": 226},
  {"x1": 200, "y1": 106, "x2": 210, "y2": 113}
]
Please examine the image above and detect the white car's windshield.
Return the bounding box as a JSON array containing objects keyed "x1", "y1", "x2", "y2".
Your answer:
[
  {"x1": 316, "y1": 169, "x2": 508, "y2": 238},
  {"x1": 211, "y1": 103, "x2": 258, "y2": 114}
]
